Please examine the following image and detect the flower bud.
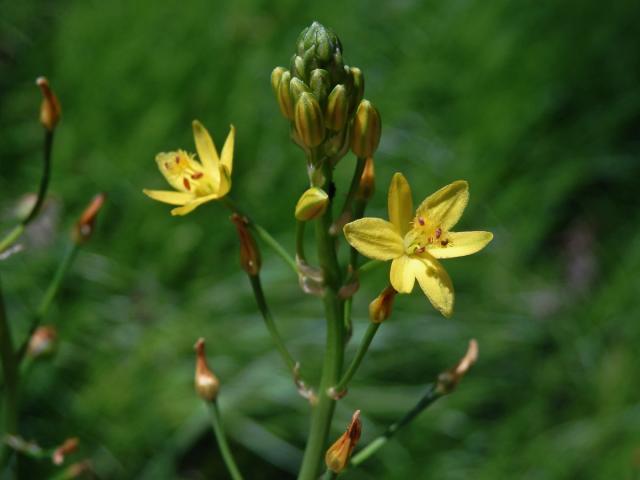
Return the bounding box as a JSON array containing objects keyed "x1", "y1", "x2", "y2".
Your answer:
[
  {"x1": 325, "y1": 410, "x2": 362, "y2": 473},
  {"x1": 356, "y1": 157, "x2": 375, "y2": 201},
  {"x1": 230, "y1": 213, "x2": 261, "y2": 276},
  {"x1": 348, "y1": 67, "x2": 364, "y2": 112},
  {"x1": 351, "y1": 100, "x2": 381, "y2": 158},
  {"x1": 194, "y1": 338, "x2": 220, "y2": 402},
  {"x1": 27, "y1": 326, "x2": 58, "y2": 358},
  {"x1": 289, "y1": 77, "x2": 310, "y2": 104},
  {"x1": 325, "y1": 85, "x2": 349, "y2": 132},
  {"x1": 36, "y1": 77, "x2": 61, "y2": 131},
  {"x1": 368, "y1": 285, "x2": 396, "y2": 323},
  {"x1": 295, "y1": 187, "x2": 329, "y2": 221},
  {"x1": 437, "y1": 339, "x2": 479, "y2": 394},
  {"x1": 276, "y1": 70, "x2": 294, "y2": 120},
  {"x1": 295, "y1": 22, "x2": 345, "y2": 85},
  {"x1": 323, "y1": 125, "x2": 350, "y2": 160},
  {"x1": 271, "y1": 66, "x2": 286, "y2": 94},
  {"x1": 52, "y1": 437, "x2": 79, "y2": 466},
  {"x1": 292, "y1": 54, "x2": 306, "y2": 79},
  {"x1": 309, "y1": 69, "x2": 330, "y2": 105},
  {"x1": 72, "y1": 193, "x2": 106, "y2": 245},
  {"x1": 294, "y1": 92, "x2": 325, "y2": 148}
]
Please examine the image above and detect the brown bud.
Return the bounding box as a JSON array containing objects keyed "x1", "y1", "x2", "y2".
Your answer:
[
  {"x1": 36, "y1": 77, "x2": 61, "y2": 131},
  {"x1": 368, "y1": 285, "x2": 397, "y2": 323},
  {"x1": 436, "y1": 339, "x2": 479, "y2": 394},
  {"x1": 194, "y1": 338, "x2": 220, "y2": 402},
  {"x1": 27, "y1": 325, "x2": 58, "y2": 358},
  {"x1": 356, "y1": 157, "x2": 375, "y2": 201},
  {"x1": 230, "y1": 214, "x2": 261, "y2": 276},
  {"x1": 325, "y1": 410, "x2": 362, "y2": 473},
  {"x1": 72, "y1": 193, "x2": 106, "y2": 245},
  {"x1": 52, "y1": 437, "x2": 79, "y2": 465}
]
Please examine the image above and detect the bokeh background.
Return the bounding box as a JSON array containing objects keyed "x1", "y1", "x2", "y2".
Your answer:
[{"x1": 2, "y1": 1, "x2": 640, "y2": 478}]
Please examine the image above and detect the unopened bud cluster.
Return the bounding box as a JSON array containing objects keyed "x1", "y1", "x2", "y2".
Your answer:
[{"x1": 271, "y1": 21, "x2": 381, "y2": 166}]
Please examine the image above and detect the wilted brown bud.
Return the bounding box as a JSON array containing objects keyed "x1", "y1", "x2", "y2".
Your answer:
[
  {"x1": 72, "y1": 193, "x2": 106, "y2": 245},
  {"x1": 356, "y1": 157, "x2": 375, "y2": 201},
  {"x1": 36, "y1": 77, "x2": 61, "y2": 131},
  {"x1": 436, "y1": 339, "x2": 479, "y2": 394},
  {"x1": 194, "y1": 338, "x2": 220, "y2": 402},
  {"x1": 27, "y1": 325, "x2": 58, "y2": 358},
  {"x1": 325, "y1": 410, "x2": 362, "y2": 473},
  {"x1": 368, "y1": 285, "x2": 397, "y2": 323},
  {"x1": 52, "y1": 437, "x2": 79, "y2": 466},
  {"x1": 230, "y1": 214, "x2": 261, "y2": 276}
]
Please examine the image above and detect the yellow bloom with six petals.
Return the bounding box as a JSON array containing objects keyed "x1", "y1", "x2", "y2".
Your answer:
[
  {"x1": 343, "y1": 173, "x2": 492, "y2": 317},
  {"x1": 143, "y1": 120, "x2": 235, "y2": 215}
]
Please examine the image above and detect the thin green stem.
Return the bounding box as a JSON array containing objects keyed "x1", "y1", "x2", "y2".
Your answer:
[
  {"x1": 349, "y1": 384, "x2": 442, "y2": 468},
  {"x1": 333, "y1": 322, "x2": 380, "y2": 394},
  {"x1": 207, "y1": 402, "x2": 244, "y2": 480},
  {"x1": 358, "y1": 260, "x2": 381, "y2": 275},
  {"x1": 322, "y1": 470, "x2": 338, "y2": 480},
  {"x1": 337, "y1": 156, "x2": 366, "y2": 222},
  {"x1": 0, "y1": 276, "x2": 19, "y2": 466},
  {"x1": 295, "y1": 220, "x2": 307, "y2": 264},
  {"x1": 248, "y1": 274, "x2": 296, "y2": 373},
  {"x1": 0, "y1": 226, "x2": 24, "y2": 256},
  {"x1": 343, "y1": 297, "x2": 353, "y2": 342}
]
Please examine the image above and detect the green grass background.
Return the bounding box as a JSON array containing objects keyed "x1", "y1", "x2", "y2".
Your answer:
[{"x1": 1, "y1": 0, "x2": 640, "y2": 478}]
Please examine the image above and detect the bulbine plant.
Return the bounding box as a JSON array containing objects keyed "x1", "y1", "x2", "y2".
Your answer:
[
  {"x1": 144, "y1": 22, "x2": 493, "y2": 479},
  {"x1": 0, "y1": 79, "x2": 104, "y2": 477}
]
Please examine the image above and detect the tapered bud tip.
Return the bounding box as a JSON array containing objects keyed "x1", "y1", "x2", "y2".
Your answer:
[
  {"x1": 52, "y1": 437, "x2": 79, "y2": 466},
  {"x1": 194, "y1": 337, "x2": 220, "y2": 402},
  {"x1": 368, "y1": 285, "x2": 397, "y2": 323},
  {"x1": 271, "y1": 66, "x2": 286, "y2": 93},
  {"x1": 356, "y1": 157, "x2": 375, "y2": 201},
  {"x1": 276, "y1": 70, "x2": 294, "y2": 119},
  {"x1": 230, "y1": 213, "x2": 261, "y2": 276},
  {"x1": 294, "y1": 92, "x2": 325, "y2": 148},
  {"x1": 73, "y1": 193, "x2": 106, "y2": 245},
  {"x1": 325, "y1": 410, "x2": 362, "y2": 473},
  {"x1": 437, "y1": 339, "x2": 479, "y2": 394},
  {"x1": 351, "y1": 99, "x2": 381, "y2": 158},
  {"x1": 27, "y1": 326, "x2": 58, "y2": 358},
  {"x1": 36, "y1": 76, "x2": 61, "y2": 131},
  {"x1": 295, "y1": 187, "x2": 329, "y2": 221}
]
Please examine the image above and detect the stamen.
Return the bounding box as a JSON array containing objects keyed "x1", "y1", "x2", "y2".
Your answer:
[
  {"x1": 441, "y1": 239, "x2": 449, "y2": 246},
  {"x1": 191, "y1": 172, "x2": 203, "y2": 180},
  {"x1": 183, "y1": 178, "x2": 191, "y2": 190},
  {"x1": 435, "y1": 227, "x2": 442, "y2": 239},
  {"x1": 415, "y1": 246, "x2": 426, "y2": 254},
  {"x1": 427, "y1": 237, "x2": 433, "y2": 244},
  {"x1": 175, "y1": 156, "x2": 180, "y2": 164},
  {"x1": 418, "y1": 217, "x2": 425, "y2": 226}
]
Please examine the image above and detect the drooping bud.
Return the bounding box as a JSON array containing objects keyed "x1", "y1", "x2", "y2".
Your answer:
[
  {"x1": 194, "y1": 338, "x2": 220, "y2": 402},
  {"x1": 230, "y1": 213, "x2": 261, "y2": 276},
  {"x1": 325, "y1": 410, "x2": 362, "y2": 473},
  {"x1": 436, "y1": 339, "x2": 479, "y2": 394},
  {"x1": 36, "y1": 77, "x2": 61, "y2": 131},
  {"x1": 325, "y1": 84, "x2": 349, "y2": 132},
  {"x1": 52, "y1": 437, "x2": 79, "y2": 466},
  {"x1": 356, "y1": 157, "x2": 375, "y2": 201},
  {"x1": 271, "y1": 66, "x2": 286, "y2": 94},
  {"x1": 351, "y1": 100, "x2": 381, "y2": 158},
  {"x1": 27, "y1": 325, "x2": 58, "y2": 358},
  {"x1": 368, "y1": 285, "x2": 397, "y2": 323},
  {"x1": 289, "y1": 77, "x2": 310, "y2": 104},
  {"x1": 309, "y1": 68, "x2": 330, "y2": 106},
  {"x1": 72, "y1": 193, "x2": 106, "y2": 245},
  {"x1": 294, "y1": 92, "x2": 325, "y2": 148},
  {"x1": 348, "y1": 67, "x2": 364, "y2": 113},
  {"x1": 277, "y1": 70, "x2": 294, "y2": 120},
  {"x1": 295, "y1": 187, "x2": 329, "y2": 221}
]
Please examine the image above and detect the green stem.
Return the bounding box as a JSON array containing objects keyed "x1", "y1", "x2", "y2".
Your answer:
[
  {"x1": 295, "y1": 220, "x2": 307, "y2": 264},
  {"x1": 0, "y1": 130, "x2": 54, "y2": 254},
  {"x1": 337, "y1": 157, "x2": 366, "y2": 222},
  {"x1": 333, "y1": 322, "x2": 380, "y2": 394},
  {"x1": 207, "y1": 402, "x2": 244, "y2": 480},
  {"x1": 298, "y1": 165, "x2": 344, "y2": 480},
  {"x1": 0, "y1": 276, "x2": 19, "y2": 466},
  {"x1": 322, "y1": 470, "x2": 338, "y2": 480},
  {"x1": 16, "y1": 243, "x2": 79, "y2": 362},
  {"x1": 349, "y1": 384, "x2": 442, "y2": 468},
  {"x1": 358, "y1": 260, "x2": 381, "y2": 275},
  {"x1": 247, "y1": 274, "x2": 296, "y2": 373}
]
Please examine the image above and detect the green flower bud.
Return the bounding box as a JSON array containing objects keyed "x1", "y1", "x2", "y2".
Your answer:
[
  {"x1": 271, "y1": 66, "x2": 286, "y2": 95},
  {"x1": 277, "y1": 70, "x2": 294, "y2": 120},
  {"x1": 309, "y1": 69, "x2": 330, "y2": 106},
  {"x1": 292, "y1": 54, "x2": 306, "y2": 80},
  {"x1": 290, "y1": 77, "x2": 310, "y2": 103},
  {"x1": 294, "y1": 92, "x2": 325, "y2": 148},
  {"x1": 323, "y1": 126, "x2": 350, "y2": 160},
  {"x1": 295, "y1": 22, "x2": 345, "y2": 86},
  {"x1": 295, "y1": 187, "x2": 329, "y2": 221},
  {"x1": 325, "y1": 84, "x2": 349, "y2": 132},
  {"x1": 349, "y1": 67, "x2": 364, "y2": 113},
  {"x1": 351, "y1": 99, "x2": 381, "y2": 158}
]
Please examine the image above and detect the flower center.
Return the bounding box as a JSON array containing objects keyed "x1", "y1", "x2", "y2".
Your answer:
[{"x1": 404, "y1": 216, "x2": 451, "y2": 254}]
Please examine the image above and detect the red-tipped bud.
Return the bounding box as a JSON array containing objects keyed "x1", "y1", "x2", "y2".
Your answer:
[
  {"x1": 194, "y1": 338, "x2": 220, "y2": 402},
  {"x1": 36, "y1": 77, "x2": 61, "y2": 131},
  {"x1": 437, "y1": 339, "x2": 479, "y2": 394},
  {"x1": 27, "y1": 325, "x2": 58, "y2": 358},
  {"x1": 230, "y1": 214, "x2": 261, "y2": 276},
  {"x1": 52, "y1": 437, "x2": 79, "y2": 465},
  {"x1": 73, "y1": 193, "x2": 106, "y2": 245},
  {"x1": 325, "y1": 410, "x2": 362, "y2": 473},
  {"x1": 356, "y1": 157, "x2": 375, "y2": 201},
  {"x1": 368, "y1": 285, "x2": 397, "y2": 323}
]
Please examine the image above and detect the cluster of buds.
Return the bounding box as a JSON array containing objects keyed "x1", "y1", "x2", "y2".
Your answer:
[{"x1": 271, "y1": 22, "x2": 381, "y2": 178}]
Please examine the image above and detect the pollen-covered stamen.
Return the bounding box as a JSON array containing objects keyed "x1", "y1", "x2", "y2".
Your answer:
[
  {"x1": 414, "y1": 245, "x2": 426, "y2": 254},
  {"x1": 183, "y1": 178, "x2": 191, "y2": 190},
  {"x1": 435, "y1": 227, "x2": 442, "y2": 239},
  {"x1": 191, "y1": 172, "x2": 204, "y2": 180},
  {"x1": 418, "y1": 216, "x2": 425, "y2": 226}
]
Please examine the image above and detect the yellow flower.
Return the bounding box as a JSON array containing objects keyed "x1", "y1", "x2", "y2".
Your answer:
[
  {"x1": 143, "y1": 120, "x2": 235, "y2": 216},
  {"x1": 343, "y1": 173, "x2": 493, "y2": 317}
]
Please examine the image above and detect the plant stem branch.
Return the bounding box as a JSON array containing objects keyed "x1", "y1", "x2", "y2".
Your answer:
[
  {"x1": 207, "y1": 402, "x2": 244, "y2": 480},
  {"x1": 333, "y1": 322, "x2": 380, "y2": 394},
  {"x1": 337, "y1": 157, "x2": 366, "y2": 223},
  {"x1": 0, "y1": 276, "x2": 19, "y2": 466}
]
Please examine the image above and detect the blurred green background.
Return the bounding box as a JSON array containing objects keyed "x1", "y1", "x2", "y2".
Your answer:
[{"x1": 2, "y1": 0, "x2": 640, "y2": 478}]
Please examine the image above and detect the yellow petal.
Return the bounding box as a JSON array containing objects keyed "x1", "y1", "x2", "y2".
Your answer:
[
  {"x1": 429, "y1": 231, "x2": 493, "y2": 259},
  {"x1": 390, "y1": 255, "x2": 420, "y2": 293},
  {"x1": 218, "y1": 166, "x2": 232, "y2": 198},
  {"x1": 220, "y1": 125, "x2": 235, "y2": 175},
  {"x1": 343, "y1": 218, "x2": 404, "y2": 260},
  {"x1": 170, "y1": 193, "x2": 219, "y2": 216},
  {"x1": 416, "y1": 180, "x2": 469, "y2": 231},
  {"x1": 414, "y1": 256, "x2": 454, "y2": 318},
  {"x1": 387, "y1": 172, "x2": 413, "y2": 235},
  {"x1": 192, "y1": 120, "x2": 220, "y2": 190},
  {"x1": 143, "y1": 189, "x2": 194, "y2": 205}
]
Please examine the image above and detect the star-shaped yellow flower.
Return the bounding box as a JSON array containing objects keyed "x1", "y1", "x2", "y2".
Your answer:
[
  {"x1": 343, "y1": 173, "x2": 493, "y2": 317},
  {"x1": 143, "y1": 120, "x2": 235, "y2": 216}
]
